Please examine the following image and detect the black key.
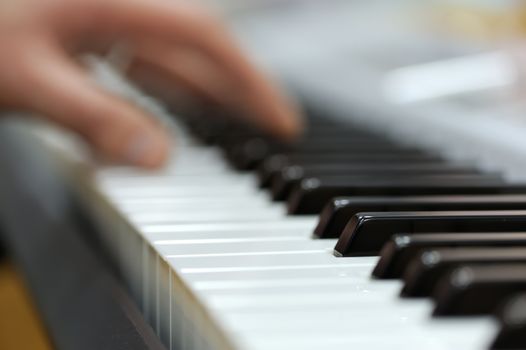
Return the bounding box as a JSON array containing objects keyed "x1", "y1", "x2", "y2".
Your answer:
[
  {"x1": 274, "y1": 173, "x2": 503, "y2": 202},
  {"x1": 258, "y1": 154, "x2": 447, "y2": 187},
  {"x1": 491, "y1": 293, "x2": 526, "y2": 350},
  {"x1": 288, "y1": 179, "x2": 526, "y2": 214},
  {"x1": 189, "y1": 114, "x2": 360, "y2": 148},
  {"x1": 226, "y1": 138, "x2": 411, "y2": 169},
  {"x1": 315, "y1": 195, "x2": 526, "y2": 239},
  {"x1": 334, "y1": 210, "x2": 526, "y2": 256},
  {"x1": 433, "y1": 264, "x2": 526, "y2": 316},
  {"x1": 229, "y1": 136, "x2": 405, "y2": 155},
  {"x1": 272, "y1": 164, "x2": 485, "y2": 200},
  {"x1": 188, "y1": 115, "x2": 261, "y2": 145},
  {"x1": 372, "y1": 232, "x2": 526, "y2": 279},
  {"x1": 402, "y1": 247, "x2": 526, "y2": 298},
  {"x1": 277, "y1": 163, "x2": 481, "y2": 183}
]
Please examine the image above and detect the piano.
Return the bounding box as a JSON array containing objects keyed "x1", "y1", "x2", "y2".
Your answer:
[{"x1": 2, "y1": 1, "x2": 526, "y2": 349}]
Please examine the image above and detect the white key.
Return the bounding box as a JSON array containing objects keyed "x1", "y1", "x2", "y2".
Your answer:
[{"x1": 85, "y1": 129, "x2": 500, "y2": 350}]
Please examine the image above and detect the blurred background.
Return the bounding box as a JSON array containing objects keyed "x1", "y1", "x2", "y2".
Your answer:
[{"x1": 195, "y1": 0, "x2": 526, "y2": 179}]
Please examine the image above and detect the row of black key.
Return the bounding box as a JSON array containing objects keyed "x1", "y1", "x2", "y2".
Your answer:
[{"x1": 180, "y1": 109, "x2": 526, "y2": 349}]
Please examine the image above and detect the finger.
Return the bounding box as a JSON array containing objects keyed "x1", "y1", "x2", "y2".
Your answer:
[
  {"x1": 90, "y1": 0, "x2": 304, "y2": 138},
  {"x1": 127, "y1": 58, "x2": 223, "y2": 121},
  {"x1": 130, "y1": 40, "x2": 302, "y2": 138},
  {"x1": 17, "y1": 43, "x2": 169, "y2": 168},
  {"x1": 129, "y1": 43, "x2": 254, "y2": 114},
  {"x1": 128, "y1": 49, "x2": 231, "y2": 108}
]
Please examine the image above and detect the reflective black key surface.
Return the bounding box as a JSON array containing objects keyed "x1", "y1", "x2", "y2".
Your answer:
[
  {"x1": 492, "y1": 293, "x2": 526, "y2": 350},
  {"x1": 433, "y1": 264, "x2": 526, "y2": 316},
  {"x1": 257, "y1": 155, "x2": 448, "y2": 188},
  {"x1": 288, "y1": 179, "x2": 526, "y2": 214},
  {"x1": 226, "y1": 138, "x2": 423, "y2": 169},
  {"x1": 402, "y1": 247, "x2": 526, "y2": 298},
  {"x1": 279, "y1": 163, "x2": 479, "y2": 180},
  {"x1": 271, "y1": 162, "x2": 488, "y2": 200},
  {"x1": 272, "y1": 173, "x2": 503, "y2": 201},
  {"x1": 334, "y1": 210, "x2": 526, "y2": 256},
  {"x1": 372, "y1": 232, "x2": 526, "y2": 279},
  {"x1": 314, "y1": 195, "x2": 526, "y2": 239},
  {"x1": 226, "y1": 139, "x2": 417, "y2": 169}
]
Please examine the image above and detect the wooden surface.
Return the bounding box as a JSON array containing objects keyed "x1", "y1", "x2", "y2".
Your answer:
[{"x1": 0, "y1": 261, "x2": 53, "y2": 350}]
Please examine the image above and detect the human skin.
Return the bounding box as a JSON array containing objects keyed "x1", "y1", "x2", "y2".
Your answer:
[{"x1": 0, "y1": 0, "x2": 302, "y2": 168}]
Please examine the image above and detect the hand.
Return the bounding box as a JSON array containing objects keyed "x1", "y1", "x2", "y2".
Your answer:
[{"x1": 0, "y1": 0, "x2": 302, "y2": 168}]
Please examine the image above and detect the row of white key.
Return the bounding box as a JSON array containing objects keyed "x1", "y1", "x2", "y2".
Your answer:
[{"x1": 89, "y1": 140, "x2": 499, "y2": 350}]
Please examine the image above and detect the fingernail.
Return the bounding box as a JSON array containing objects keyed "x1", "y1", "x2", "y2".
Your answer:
[{"x1": 125, "y1": 131, "x2": 166, "y2": 168}]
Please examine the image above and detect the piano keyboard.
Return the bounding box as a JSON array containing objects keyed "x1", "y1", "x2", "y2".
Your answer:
[{"x1": 74, "y1": 109, "x2": 526, "y2": 350}]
